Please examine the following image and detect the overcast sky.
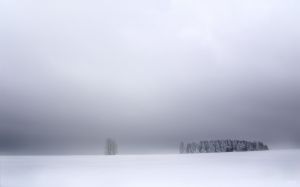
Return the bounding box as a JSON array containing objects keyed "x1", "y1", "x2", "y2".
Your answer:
[{"x1": 0, "y1": 0, "x2": 299, "y2": 154}]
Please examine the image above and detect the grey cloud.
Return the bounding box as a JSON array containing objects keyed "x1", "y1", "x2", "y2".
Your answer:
[{"x1": 0, "y1": 0, "x2": 299, "y2": 153}]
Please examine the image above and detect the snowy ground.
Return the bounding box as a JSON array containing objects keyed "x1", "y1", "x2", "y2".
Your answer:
[{"x1": 1, "y1": 149, "x2": 300, "y2": 187}]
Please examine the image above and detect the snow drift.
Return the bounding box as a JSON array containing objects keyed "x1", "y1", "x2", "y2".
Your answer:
[{"x1": 1, "y1": 149, "x2": 299, "y2": 187}]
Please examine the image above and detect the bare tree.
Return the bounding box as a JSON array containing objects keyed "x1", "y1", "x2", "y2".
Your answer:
[
  {"x1": 180, "y1": 139, "x2": 268, "y2": 154},
  {"x1": 179, "y1": 141, "x2": 185, "y2": 153},
  {"x1": 105, "y1": 138, "x2": 118, "y2": 155}
]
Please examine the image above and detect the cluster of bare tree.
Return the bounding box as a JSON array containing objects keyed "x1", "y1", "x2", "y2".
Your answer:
[
  {"x1": 105, "y1": 138, "x2": 118, "y2": 155},
  {"x1": 103, "y1": 138, "x2": 268, "y2": 155},
  {"x1": 180, "y1": 140, "x2": 268, "y2": 153}
]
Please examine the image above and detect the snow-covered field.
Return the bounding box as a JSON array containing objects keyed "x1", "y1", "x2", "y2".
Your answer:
[{"x1": 1, "y1": 149, "x2": 300, "y2": 187}]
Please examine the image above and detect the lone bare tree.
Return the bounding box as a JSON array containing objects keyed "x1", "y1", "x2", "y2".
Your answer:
[
  {"x1": 179, "y1": 141, "x2": 185, "y2": 153},
  {"x1": 105, "y1": 138, "x2": 118, "y2": 155}
]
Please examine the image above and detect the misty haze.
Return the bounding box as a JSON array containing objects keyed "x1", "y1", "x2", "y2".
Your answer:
[{"x1": 0, "y1": 0, "x2": 299, "y2": 187}]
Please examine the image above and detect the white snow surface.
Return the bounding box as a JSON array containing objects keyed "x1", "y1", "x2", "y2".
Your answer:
[{"x1": 1, "y1": 149, "x2": 300, "y2": 187}]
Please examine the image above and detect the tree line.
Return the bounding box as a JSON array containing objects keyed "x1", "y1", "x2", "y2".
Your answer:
[
  {"x1": 180, "y1": 139, "x2": 269, "y2": 153},
  {"x1": 104, "y1": 138, "x2": 269, "y2": 155}
]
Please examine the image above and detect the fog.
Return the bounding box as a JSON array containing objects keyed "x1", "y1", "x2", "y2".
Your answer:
[{"x1": 0, "y1": 0, "x2": 299, "y2": 154}]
